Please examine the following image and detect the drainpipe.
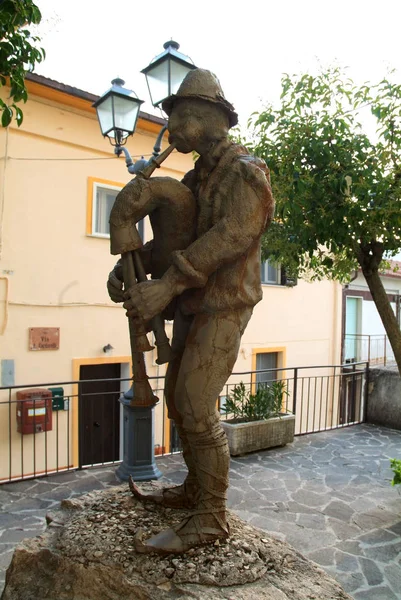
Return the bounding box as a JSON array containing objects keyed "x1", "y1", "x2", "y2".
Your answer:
[{"x1": 0, "y1": 127, "x2": 9, "y2": 260}]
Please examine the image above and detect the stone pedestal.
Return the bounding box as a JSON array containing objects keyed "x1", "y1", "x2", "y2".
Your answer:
[{"x1": 1, "y1": 486, "x2": 352, "y2": 600}]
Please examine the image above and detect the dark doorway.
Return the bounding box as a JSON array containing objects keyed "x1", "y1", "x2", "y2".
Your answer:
[
  {"x1": 339, "y1": 366, "x2": 363, "y2": 425},
  {"x1": 79, "y1": 363, "x2": 121, "y2": 467}
]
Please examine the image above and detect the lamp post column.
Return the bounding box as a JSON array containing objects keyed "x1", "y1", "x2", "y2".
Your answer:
[{"x1": 116, "y1": 390, "x2": 161, "y2": 481}]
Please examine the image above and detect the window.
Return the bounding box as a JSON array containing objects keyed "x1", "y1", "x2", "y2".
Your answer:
[
  {"x1": 260, "y1": 259, "x2": 297, "y2": 287},
  {"x1": 256, "y1": 352, "x2": 278, "y2": 387},
  {"x1": 260, "y1": 259, "x2": 281, "y2": 285},
  {"x1": 87, "y1": 178, "x2": 144, "y2": 240},
  {"x1": 94, "y1": 184, "x2": 119, "y2": 236}
]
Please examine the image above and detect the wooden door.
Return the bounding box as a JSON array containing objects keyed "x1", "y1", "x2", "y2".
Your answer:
[{"x1": 79, "y1": 363, "x2": 121, "y2": 467}]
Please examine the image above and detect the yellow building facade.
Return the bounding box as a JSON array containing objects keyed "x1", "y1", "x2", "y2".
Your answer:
[{"x1": 0, "y1": 75, "x2": 343, "y2": 480}]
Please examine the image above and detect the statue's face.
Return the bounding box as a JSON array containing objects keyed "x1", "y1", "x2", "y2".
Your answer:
[{"x1": 168, "y1": 98, "x2": 228, "y2": 154}]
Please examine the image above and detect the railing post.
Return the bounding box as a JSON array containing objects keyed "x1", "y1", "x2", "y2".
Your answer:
[
  {"x1": 363, "y1": 361, "x2": 369, "y2": 423},
  {"x1": 368, "y1": 335, "x2": 371, "y2": 363},
  {"x1": 292, "y1": 368, "x2": 298, "y2": 415},
  {"x1": 8, "y1": 388, "x2": 12, "y2": 481},
  {"x1": 78, "y1": 381, "x2": 83, "y2": 470},
  {"x1": 384, "y1": 334, "x2": 387, "y2": 366},
  {"x1": 351, "y1": 362, "x2": 357, "y2": 422}
]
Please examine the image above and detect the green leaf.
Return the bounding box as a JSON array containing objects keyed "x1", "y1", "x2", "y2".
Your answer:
[
  {"x1": 224, "y1": 381, "x2": 289, "y2": 422},
  {"x1": 31, "y1": 4, "x2": 42, "y2": 24},
  {"x1": 14, "y1": 105, "x2": 23, "y2": 126},
  {"x1": 1, "y1": 106, "x2": 13, "y2": 127}
]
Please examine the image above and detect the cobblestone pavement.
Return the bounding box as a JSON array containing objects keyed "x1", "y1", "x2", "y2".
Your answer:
[{"x1": 1, "y1": 423, "x2": 401, "y2": 599}]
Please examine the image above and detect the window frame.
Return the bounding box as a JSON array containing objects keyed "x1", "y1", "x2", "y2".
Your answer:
[
  {"x1": 86, "y1": 177, "x2": 124, "y2": 239},
  {"x1": 260, "y1": 259, "x2": 282, "y2": 286},
  {"x1": 251, "y1": 347, "x2": 286, "y2": 393}
]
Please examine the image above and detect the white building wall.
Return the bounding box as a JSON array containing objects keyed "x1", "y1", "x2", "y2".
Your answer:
[{"x1": 345, "y1": 271, "x2": 400, "y2": 363}]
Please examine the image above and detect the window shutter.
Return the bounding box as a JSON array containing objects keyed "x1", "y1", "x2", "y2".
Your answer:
[{"x1": 281, "y1": 267, "x2": 298, "y2": 287}]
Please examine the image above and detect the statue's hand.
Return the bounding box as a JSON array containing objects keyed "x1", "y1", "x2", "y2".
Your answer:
[
  {"x1": 123, "y1": 279, "x2": 174, "y2": 322},
  {"x1": 107, "y1": 267, "x2": 124, "y2": 303}
]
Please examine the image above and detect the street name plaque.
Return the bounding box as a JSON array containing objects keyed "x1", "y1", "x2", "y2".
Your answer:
[{"x1": 29, "y1": 327, "x2": 60, "y2": 351}]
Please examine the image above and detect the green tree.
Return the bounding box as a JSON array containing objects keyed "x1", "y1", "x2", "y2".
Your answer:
[
  {"x1": 248, "y1": 66, "x2": 401, "y2": 375},
  {"x1": 0, "y1": 0, "x2": 44, "y2": 127}
]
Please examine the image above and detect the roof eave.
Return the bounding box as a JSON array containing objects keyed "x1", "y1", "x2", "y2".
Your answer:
[{"x1": 25, "y1": 72, "x2": 167, "y2": 129}]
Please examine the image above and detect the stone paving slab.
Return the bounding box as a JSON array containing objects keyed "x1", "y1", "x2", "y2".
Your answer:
[{"x1": 1, "y1": 423, "x2": 401, "y2": 599}]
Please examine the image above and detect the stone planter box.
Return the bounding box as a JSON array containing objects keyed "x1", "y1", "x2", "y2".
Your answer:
[{"x1": 221, "y1": 414, "x2": 295, "y2": 456}]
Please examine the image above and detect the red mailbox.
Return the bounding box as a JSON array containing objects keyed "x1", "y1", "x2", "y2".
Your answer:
[{"x1": 16, "y1": 388, "x2": 53, "y2": 434}]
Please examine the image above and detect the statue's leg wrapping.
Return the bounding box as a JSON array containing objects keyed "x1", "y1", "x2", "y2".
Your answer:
[
  {"x1": 172, "y1": 423, "x2": 199, "y2": 500},
  {"x1": 170, "y1": 308, "x2": 253, "y2": 543},
  {"x1": 176, "y1": 424, "x2": 230, "y2": 539}
]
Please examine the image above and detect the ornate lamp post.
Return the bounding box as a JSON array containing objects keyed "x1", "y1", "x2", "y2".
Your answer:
[
  {"x1": 94, "y1": 41, "x2": 195, "y2": 175},
  {"x1": 93, "y1": 43, "x2": 195, "y2": 482}
]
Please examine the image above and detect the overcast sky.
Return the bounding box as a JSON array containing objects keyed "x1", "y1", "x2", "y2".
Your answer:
[{"x1": 34, "y1": 0, "x2": 401, "y2": 126}]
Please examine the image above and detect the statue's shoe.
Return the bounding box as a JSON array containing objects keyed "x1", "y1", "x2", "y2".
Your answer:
[
  {"x1": 134, "y1": 510, "x2": 229, "y2": 555},
  {"x1": 129, "y1": 476, "x2": 197, "y2": 509}
]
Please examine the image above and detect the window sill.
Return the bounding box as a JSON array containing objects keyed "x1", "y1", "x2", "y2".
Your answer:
[
  {"x1": 86, "y1": 233, "x2": 110, "y2": 239},
  {"x1": 261, "y1": 282, "x2": 287, "y2": 287}
]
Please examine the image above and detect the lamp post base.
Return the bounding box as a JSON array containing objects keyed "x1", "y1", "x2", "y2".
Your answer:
[{"x1": 116, "y1": 391, "x2": 162, "y2": 482}]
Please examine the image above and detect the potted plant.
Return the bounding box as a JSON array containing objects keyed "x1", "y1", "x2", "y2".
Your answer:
[{"x1": 220, "y1": 381, "x2": 295, "y2": 456}]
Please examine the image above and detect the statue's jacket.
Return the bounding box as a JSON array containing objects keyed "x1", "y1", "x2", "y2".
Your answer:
[{"x1": 172, "y1": 140, "x2": 275, "y2": 315}]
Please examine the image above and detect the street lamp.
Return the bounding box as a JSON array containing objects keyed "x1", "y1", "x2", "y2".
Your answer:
[
  {"x1": 94, "y1": 43, "x2": 195, "y2": 483},
  {"x1": 141, "y1": 40, "x2": 196, "y2": 107},
  {"x1": 93, "y1": 77, "x2": 143, "y2": 146},
  {"x1": 93, "y1": 78, "x2": 147, "y2": 174},
  {"x1": 94, "y1": 41, "x2": 195, "y2": 175}
]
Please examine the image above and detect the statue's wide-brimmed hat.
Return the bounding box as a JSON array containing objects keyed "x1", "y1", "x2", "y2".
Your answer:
[{"x1": 162, "y1": 68, "x2": 238, "y2": 128}]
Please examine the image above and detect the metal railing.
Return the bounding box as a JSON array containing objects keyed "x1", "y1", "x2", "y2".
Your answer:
[
  {"x1": 219, "y1": 362, "x2": 368, "y2": 436},
  {"x1": 344, "y1": 333, "x2": 395, "y2": 366},
  {"x1": 0, "y1": 362, "x2": 368, "y2": 484}
]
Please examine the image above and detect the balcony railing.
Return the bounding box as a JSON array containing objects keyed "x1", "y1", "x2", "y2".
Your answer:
[
  {"x1": 344, "y1": 334, "x2": 395, "y2": 366},
  {"x1": 0, "y1": 362, "x2": 368, "y2": 484}
]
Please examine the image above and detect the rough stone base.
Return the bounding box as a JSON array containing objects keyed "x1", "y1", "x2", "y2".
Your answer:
[{"x1": 2, "y1": 485, "x2": 351, "y2": 600}]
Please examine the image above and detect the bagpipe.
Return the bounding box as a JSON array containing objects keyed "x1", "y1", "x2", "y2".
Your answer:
[{"x1": 109, "y1": 143, "x2": 196, "y2": 406}]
